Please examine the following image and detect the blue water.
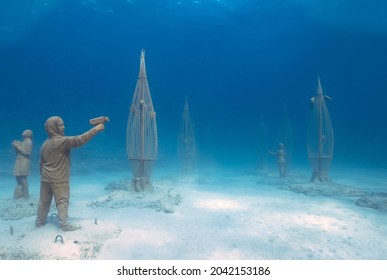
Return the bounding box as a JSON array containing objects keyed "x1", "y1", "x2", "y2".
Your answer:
[{"x1": 1, "y1": 0, "x2": 387, "y2": 174}]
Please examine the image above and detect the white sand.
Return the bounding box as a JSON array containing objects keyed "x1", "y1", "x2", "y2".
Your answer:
[{"x1": 1, "y1": 163, "x2": 387, "y2": 260}]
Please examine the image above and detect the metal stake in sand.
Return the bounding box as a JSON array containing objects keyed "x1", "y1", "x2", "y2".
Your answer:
[
  {"x1": 307, "y1": 76, "x2": 334, "y2": 182},
  {"x1": 55, "y1": 235, "x2": 64, "y2": 244},
  {"x1": 177, "y1": 97, "x2": 196, "y2": 174},
  {"x1": 126, "y1": 49, "x2": 158, "y2": 192}
]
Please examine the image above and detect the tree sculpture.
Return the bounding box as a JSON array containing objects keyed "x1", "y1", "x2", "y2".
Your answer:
[
  {"x1": 278, "y1": 104, "x2": 293, "y2": 168},
  {"x1": 256, "y1": 113, "x2": 268, "y2": 171},
  {"x1": 177, "y1": 98, "x2": 196, "y2": 173},
  {"x1": 126, "y1": 49, "x2": 158, "y2": 191},
  {"x1": 307, "y1": 76, "x2": 334, "y2": 182}
]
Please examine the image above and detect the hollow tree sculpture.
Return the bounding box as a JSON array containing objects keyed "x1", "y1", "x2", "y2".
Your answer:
[
  {"x1": 126, "y1": 49, "x2": 158, "y2": 191},
  {"x1": 278, "y1": 104, "x2": 293, "y2": 168},
  {"x1": 177, "y1": 98, "x2": 196, "y2": 173},
  {"x1": 256, "y1": 113, "x2": 268, "y2": 170},
  {"x1": 307, "y1": 76, "x2": 334, "y2": 182}
]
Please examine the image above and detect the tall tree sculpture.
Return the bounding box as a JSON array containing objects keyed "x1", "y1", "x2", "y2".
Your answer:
[
  {"x1": 278, "y1": 104, "x2": 293, "y2": 169},
  {"x1": 126, "y1": 49, "x2": 158, "y2": 192},
  {"x1": 307, "y1": 76, "x2": 334, "y2": 182},
  {"x1": 256, "y1": 113, "x2": 268, "y2": 171},
  {"x1": 177, "y1": 97, "x2": 196, "y2": 174}
]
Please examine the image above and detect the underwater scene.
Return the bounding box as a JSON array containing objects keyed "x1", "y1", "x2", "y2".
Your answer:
[{"x1": 1, "y1": 0, "x2": 387, "y2": 260}]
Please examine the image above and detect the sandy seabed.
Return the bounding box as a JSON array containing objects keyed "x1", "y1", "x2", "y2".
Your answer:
[{"x1": 1, "y1": 162, "x2": 387, "y2": 260}]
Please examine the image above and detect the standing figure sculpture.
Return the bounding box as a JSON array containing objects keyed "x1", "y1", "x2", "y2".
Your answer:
[
  {"x1": 12, "y1": 129, "x2": 33, "y2": 199},
  {"x1": 307, "y1": 76, "x2": 334, "y2": 182},
  {"x1": 35, "y1": 116, "x2": 105, "y2": 231},
  {"x1": 269, "y1": 143, "x2": 286, "y2": 178},
  {"x1": 126, "y1": 49, "x2": 158, "y2": 192}
]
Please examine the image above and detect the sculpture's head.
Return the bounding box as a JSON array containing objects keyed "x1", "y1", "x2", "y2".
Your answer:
[
  {"x1": 278, "y1": 143, "x2": 284, "y2": 149},
  {"x1": 44, "y1": 116, "x2": 65, "y2": 137},
  {"x1": 22, "y1": 129, "x2": 33, "y2": 139}
]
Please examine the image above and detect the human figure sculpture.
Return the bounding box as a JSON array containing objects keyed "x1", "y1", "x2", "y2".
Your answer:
[
  {"x1": 12, "y1": 129, "x2": 33, "y2": 199},
  {"x1": 269, "y1": 143, "x2": 286, "y2": 178},
  {"x1": 35, "y1": 116, "x2": 105, "y2": 231}
]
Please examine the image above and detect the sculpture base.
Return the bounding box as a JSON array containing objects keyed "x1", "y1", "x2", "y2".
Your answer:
[
  {"x1": 132, "y1": 177, "x2": 153, "y2": 192},
  {"x1": 309, "y1": 171, "x2": 330, "y2": 183}
]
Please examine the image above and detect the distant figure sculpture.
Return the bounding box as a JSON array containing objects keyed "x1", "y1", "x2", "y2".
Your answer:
[
  {"x1": 35, "y1": 116, "x2": 105, "y2": 231},
  {"x1": 269, "y1": 143, "x2": 286, "y2": 178},
  {"x1": 12, "y1": 129, "x2": 33, "y2": 199}
]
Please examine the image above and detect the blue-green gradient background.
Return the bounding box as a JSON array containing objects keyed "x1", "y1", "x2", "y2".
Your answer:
[{"x1": 1, "y1": 0, "x2": 387, "y2": 175}]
